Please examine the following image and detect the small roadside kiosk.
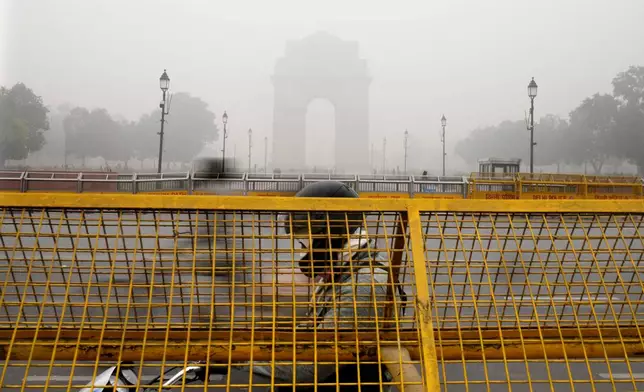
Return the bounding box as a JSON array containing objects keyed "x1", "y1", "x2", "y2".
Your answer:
[
  {"x1": 468, "y1": 158, "x2": 521, "y2": 199},
  {"x1": 478, "y1": 157, "x2": 521, "y2": 174}
]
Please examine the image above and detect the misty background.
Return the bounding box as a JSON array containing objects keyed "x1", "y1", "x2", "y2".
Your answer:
[{"x1": 1, "y1": 0, "x2": 644, "y2": 174}]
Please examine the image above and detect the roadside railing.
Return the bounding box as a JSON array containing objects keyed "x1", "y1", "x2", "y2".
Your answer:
[{"x1": 3, "y1": 170, "x2": 643, "y2": 199}]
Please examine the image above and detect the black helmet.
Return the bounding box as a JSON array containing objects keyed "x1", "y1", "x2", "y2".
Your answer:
[
  {"x1": 295, "y1": 181, "x2": 358, "y2": 198},
  {"x1": 285, "y1": 181, "x2": 362, "y2": 278},
  {"x1": 287, "y1": 181, "x2": 360, "y2": 235}
]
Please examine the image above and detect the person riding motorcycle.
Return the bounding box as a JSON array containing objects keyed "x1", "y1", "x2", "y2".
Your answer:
[{"x1": 246, "y1": 180, "x2": 404, "y2": 391}]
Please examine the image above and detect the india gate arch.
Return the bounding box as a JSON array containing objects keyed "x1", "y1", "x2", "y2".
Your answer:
[{"x1": 272, "y1": 32, "x2": 371, "y2": 172}]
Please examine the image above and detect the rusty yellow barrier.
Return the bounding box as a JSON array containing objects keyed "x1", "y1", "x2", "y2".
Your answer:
[
  {"x1": 359, "y1": 192, "x2": 410, "y2": 199},
  {"x1": 468, "y1": 172, "x2": 518, "y2": 200},
  {"x1": 472, "y1": 173, "x2": 644, "y2": 201},
  {"x1": 586, "y1": 175, "x2": 643, "y2": 200},
  {"x1": 517, "y1": 173, "x2": 587, "y2": 200},
  {"x1": 2, "y1": 193, "x2": 644, "y2": 390}
]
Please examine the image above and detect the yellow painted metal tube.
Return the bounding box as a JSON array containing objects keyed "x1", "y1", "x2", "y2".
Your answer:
[
  {"x1": 3, "y1": 192, "x2": 644, "y2": 213},
  {"x1": 3, "y1": 329, "x2": 642, "y2": 362},
  {"x1": 407, "y1": 207, "x2": 441, "y2": 392},
  {"x1": 439, "y1": 339, "x2": 644, "y2": 360},
  {"x1": 1, "y1": 335, "x2": 421, "y2": 362}
]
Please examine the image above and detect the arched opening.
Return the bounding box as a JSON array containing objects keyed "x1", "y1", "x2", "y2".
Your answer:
[
  {"x1": 272, "y1": 33, "x2": 370, "y2": 172},
  {"x1": 305, "y1": 98, "x2": 336, "y2": 172}
]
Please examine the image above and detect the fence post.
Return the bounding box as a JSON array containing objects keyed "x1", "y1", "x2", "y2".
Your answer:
[
  {"x1": 385, "y1": 211, "x2": 408, "y2": 324},
  {"x1": 407, "y1": 205, "x2": 440, "y2": 391},
  {"x1": 76, "y1": 172, "x2": 83, "y2": 193},
  {"x1": 462, "y1": 176, "x2": 468, "y2": 199},
  {"x1": 20, "y1": 171, "x2": 26, "y2": 193},
  {"x1": 409, "y1": 176, "x2": 414, "y2": 198},
  {"x1": 132, "y1": 173, "x2": 138, "y2": 194}
]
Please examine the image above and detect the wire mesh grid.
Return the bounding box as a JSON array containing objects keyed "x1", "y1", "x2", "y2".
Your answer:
[
  {"x1": 422, "y1": 211, "x2": 644, "y2": 391},
  {"x1": 0, "y1": 206, "x2": 425, "y2": 391}
]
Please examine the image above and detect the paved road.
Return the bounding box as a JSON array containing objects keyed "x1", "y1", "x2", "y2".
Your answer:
[{"x1": 1, "y1": 209, "x2": 643, "y2": 390}]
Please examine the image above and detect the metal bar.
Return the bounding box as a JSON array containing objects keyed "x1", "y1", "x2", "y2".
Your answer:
[
  {"x1": 157, "y1": 90, "x2": 167, "y2": 174},
  {"x1": 407, "y1": 206, "x2": 440, "y2": 391},
  {"x1": 530, "y1": 96, "x2": 535, "y2": 174},
  {"x1": 4, "y1": 193, "x2": 644, "y2": 213},
  {"x1": 2, "y1": 327, "x2": 642, "y2": 344},
  {"x1": 7, "y1": 331, "x2": 640, "y2": 361},
  {"x1": 384, "y1": 212, "x2": 408, "y2": 322}
]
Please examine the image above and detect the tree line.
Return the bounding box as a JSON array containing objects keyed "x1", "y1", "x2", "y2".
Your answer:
[
  {"x1": 0, "y1": 85, "x2": 219, "y2": 169},
  {"x1": 456, "y1": 66, "x2": 644, "y2": 174},
  {"x1": 3, "y1": 66, "x2": 643, "y2": 173}
]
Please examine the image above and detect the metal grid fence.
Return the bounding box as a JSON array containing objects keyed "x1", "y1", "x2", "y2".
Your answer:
[
  {"x1": 0, "y1": 195, "x2": 431, "y2": 391},
  {"x1": 423, "y1": 210, "x2": 644, "y2": 391},
  {"x1": 1, "y1": 194, "x2": 644, "y2": 391}
]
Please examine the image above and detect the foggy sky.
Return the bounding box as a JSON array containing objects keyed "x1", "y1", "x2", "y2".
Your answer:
[{"x1": 2, "y1": 0, "x2": 644, "y2": 172}]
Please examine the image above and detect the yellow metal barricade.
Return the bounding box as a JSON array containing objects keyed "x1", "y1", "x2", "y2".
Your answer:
[
  {"x1": 419, "y1": 201, "x2": 644, "y2": 390},
  {"x1": 2, "y1": 193, "x2": 644, "y2": 390},
  {"x1": 517, "y1": 173, "x2": 587, "y2": 200},
  {"x1": 468, "y1": 172, "x2": 518, "y2": 200},
  {"x1": 586, "y1": 175, "x2": 643, "y2": 199},
  {"x1": 0, "y1": 194, "x2": 433, "y2": 391}
]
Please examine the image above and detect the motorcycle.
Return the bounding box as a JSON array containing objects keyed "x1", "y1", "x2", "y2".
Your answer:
[{"x1": 79, "y1": 362, "x2": 225, "y2": 391}]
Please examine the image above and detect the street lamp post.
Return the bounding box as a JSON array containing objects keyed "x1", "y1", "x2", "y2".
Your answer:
[
  {"x1": 64, "y1": 129, "x2": 68, "y2": 170},
  {"x1": 441, "y1": 114, "x2": 447, "y2": 176},
  {"x1": 528, "y1": 77, "x2": 538, "y2": 173},
  {"x1": 233, "y1": 144, "x2": 237, "y2": 171},
  {"x1": 248, "y1": 128, "x2": 253, "y2": 173},
  {"x1": 264, "y1": 136, "x2": 268, "y2": 173},
  {"x1": 221, "y1": 111, "x2": 228, "y2": 172},
  {"x1": 157, "y1": 69, "x2": 170, "y2": 174},
  {"x1": 382, "y1": 137, "x2": 387, "y2": 174},
  {"x1": 403, "y1": 130, "x2": 409, "y2": 174}
]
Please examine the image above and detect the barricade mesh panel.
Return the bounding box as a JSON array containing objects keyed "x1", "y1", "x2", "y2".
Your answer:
[
  {"x1": 422, "y1": 211, "x2": 644, "y2": 390},
  {"x1": 0, "y1": 205, "x2": 424, "y2": 391},
  {"x1": 1, "y1": 195, "x2": 643, "y2": 391}
]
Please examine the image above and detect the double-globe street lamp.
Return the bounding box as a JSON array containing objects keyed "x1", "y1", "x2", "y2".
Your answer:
[{"x1": 403, "y1": 130, "x2": 409, "y2": 174}]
